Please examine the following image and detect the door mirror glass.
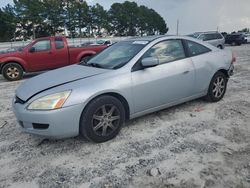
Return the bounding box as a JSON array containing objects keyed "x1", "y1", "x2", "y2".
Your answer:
[{"x1": 141, "y1": 57, "x2": 159, "y2": 68}]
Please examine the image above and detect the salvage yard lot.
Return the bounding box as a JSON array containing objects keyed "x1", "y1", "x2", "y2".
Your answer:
[{"x1": 0, "y1": 45, "x2": 250, "y2": 188}]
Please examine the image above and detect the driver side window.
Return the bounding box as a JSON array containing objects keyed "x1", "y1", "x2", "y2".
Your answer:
[
  {"x1": 32, "y1": 40, "x2": 51, "y2": 52},
  {"x1": 143, "y1": 40, "x2": 186, "y2": 65}
]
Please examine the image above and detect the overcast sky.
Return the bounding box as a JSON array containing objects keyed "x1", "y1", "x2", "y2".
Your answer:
[{"x1": 1, "y1": 0, "x2": 250, "y2": 34}]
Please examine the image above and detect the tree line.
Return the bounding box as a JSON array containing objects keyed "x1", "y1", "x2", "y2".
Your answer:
[{"x1": 0, "y1": 0, "x2": 168, "y2": 42}]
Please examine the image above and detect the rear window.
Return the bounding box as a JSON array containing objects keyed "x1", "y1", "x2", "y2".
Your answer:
[
  {"x1": 55, "y1": 38, "x2": 64, "y2": 49},
  {"x1": 186, "y1": 40, "x2": 211, "y2": 57}
]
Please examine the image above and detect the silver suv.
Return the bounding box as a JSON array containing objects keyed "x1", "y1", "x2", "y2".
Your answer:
[{"x1": 189, "y1": 32, "x2": 225, "y2": 49}]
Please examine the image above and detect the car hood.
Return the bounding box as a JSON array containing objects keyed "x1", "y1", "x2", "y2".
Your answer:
[{"x1": 16, "y1": 65, "x2": 109, "y2": 101}]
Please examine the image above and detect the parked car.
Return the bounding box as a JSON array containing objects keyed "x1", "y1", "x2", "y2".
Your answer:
[
  {"x1": 188, "y1": 32, "x2": 225, "y2": 49},
  {"x1": 225, "y1": 33, "x2": 246, "y2": 45},
  {"x1": 13, "y1": 35, "x2": 235, "y2": 142},
  {"x1": 91, "y1": 40, "x2": 113, "y2": 46},
  {"x1": 244, "y1": 33, "x2": 250, "y2": 43},
  {"x1": 0, "y1": 36, "x2": 107, "y2": 81},
  {"x1": 81, "y1": 41, "x2": 94, "y2": 47}
]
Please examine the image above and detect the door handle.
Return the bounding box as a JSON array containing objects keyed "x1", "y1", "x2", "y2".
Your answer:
[
  {"x1": 183, "y1": 70, "x2": 190, "y2": 74},
  {"x1": 48, "y1": 51, "x2": 52, "y2": 54}
]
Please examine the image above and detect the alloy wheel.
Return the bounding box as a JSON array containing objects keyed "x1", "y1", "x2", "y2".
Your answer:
[
  {"x1": 6, "y1": 67, "x2": 20, "y2": 79},
  {"x1": 212, "y1": 76, "x2": 225, "y2": 98},
  {"x1": 92, "y1": 104, "x2": 120, "y2": 136}
]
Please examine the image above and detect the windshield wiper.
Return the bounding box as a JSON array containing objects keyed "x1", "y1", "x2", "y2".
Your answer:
[
  {"x1": 112, "y1": 62, "x2": 128, "y2": 70},
  {"x1": 87, "y1": 63, "x2": 105, "y2": 69}
]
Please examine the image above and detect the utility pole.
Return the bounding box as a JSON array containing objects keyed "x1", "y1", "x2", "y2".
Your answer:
[{"x1": 177, "y1": 19, "x2": 179, "y2": 36}]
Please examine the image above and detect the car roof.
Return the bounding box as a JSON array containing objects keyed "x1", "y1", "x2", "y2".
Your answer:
[
  {"x1": 228, "y1": 33, "x2": 243, "y2": 36},
  {"x1": 194, "y1": 31, "x2": 221, "y2": 35},
  {"x1": 125, "y1": 35, "x2": 173, "y2": 42}
]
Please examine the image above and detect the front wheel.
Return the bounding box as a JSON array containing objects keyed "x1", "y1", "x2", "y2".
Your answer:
[
  {"x1": 80, "y1": 95, "x2": 125, "y2": 143},
  {"x1": 2, "y1": 63, "x2": 24, "y2": 81},
  {"x1": 205, "y1": 72, "x2": 228, "y2": 102}
]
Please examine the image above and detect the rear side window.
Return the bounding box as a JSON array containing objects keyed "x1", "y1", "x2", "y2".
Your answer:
[
  {"x1": 205, "y1": 34, "x2": 214, "y2": 41},
  {"x1": 186, "y1": 40, "x2": 211, "y2": 57},
  {"x1": 55, "y1": 38, "x2": 64, "y2": 49},
  {"x1": 216, "y1": 33, "x2": 223, "y2": 39},
  {"x1": 143, "y1": 40, "x2": 186, "y2": 64},
  {"x1": 201, "y1": 33, "x2": 223, "y2": 41}
]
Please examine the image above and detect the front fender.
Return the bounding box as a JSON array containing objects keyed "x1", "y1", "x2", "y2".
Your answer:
[{"x1": 0, "y1": 57, "x2": 28, "y2": 71}]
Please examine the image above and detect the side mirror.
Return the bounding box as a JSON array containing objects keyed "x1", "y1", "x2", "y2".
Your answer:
[
  {"x1": 29, "y1": 47, "x2": 35, "y2": 53},
  {"x1": 141, "y1": 57, "x2": 159, "y2": 68}
]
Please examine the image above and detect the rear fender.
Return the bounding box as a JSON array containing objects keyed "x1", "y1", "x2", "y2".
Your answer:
[{"x1": 76, "y1": 51, "x2": 97, "y2": 62}]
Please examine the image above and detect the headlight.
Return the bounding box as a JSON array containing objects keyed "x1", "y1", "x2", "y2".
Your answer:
[{"x1": 27, "y1": 90, "x2": 71, "y2": 110}]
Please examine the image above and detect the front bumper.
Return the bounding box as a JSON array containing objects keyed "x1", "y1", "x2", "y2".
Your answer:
[{"x1": 13, "y1": 102, "x2": 84, "y2": 139}]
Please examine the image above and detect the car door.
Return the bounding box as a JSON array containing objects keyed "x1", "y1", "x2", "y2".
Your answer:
[
  {"x1": 50, "y1": 37, "x2": 69, "y2": 68},
  {"x1": 27, "y1": 39, "x2": 56, "y2": 71},
  {"x1": 131, "y1": 39, "x2": 196, "y2": 113},
  {"x1": 184, "y1": 40, "x2": 214, "y2": 94}
]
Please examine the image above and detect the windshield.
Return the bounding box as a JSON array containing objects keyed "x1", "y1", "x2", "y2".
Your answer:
[{"x1": 84, "y1": 41, "x2": 147, "y2": 70}]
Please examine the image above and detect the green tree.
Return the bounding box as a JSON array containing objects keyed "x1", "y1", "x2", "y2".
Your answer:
[
  {"x1": 108, "y1": 1, "x2": 168, "y2": 36},
  {"x1": 14, "y1": 0, "x2": 44, "y2": 39},
  {"x1": 109, "y1": 2, "x2": 133, "y2": 36},
  {"x1": 238, "y1": 28, "x2": 249, "y2": 33},
  {"x1": 0, "y1": 5, "x2": 16, "y2": 42},
  {"x1": 42, "y1": 0, "x2": 65, "y2": 35},
  {"x1": 73, "y1": 1, "x2": 90, "y2": 37},
  {"x1": 91, "y1": 3, "x2": 108, "y2": 36}
]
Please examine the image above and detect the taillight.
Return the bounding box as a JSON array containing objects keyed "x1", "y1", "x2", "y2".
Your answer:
[{"x1": 231, "y1": 52, "x2": 236, "y2": 64}]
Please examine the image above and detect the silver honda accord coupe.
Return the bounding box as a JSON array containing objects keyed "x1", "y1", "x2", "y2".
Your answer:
[{"x1": 13, "y1": 35, "x2": 235, "y2": 142}]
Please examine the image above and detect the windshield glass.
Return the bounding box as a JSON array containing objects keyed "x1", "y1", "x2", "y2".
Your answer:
[{"x1": 85, "y1": 41, "x2": 147, "y2": 69}]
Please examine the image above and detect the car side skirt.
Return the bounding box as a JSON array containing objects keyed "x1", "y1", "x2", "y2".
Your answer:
[{"x1": 130, "y1": 92, "x2": 206, "y2": 119}]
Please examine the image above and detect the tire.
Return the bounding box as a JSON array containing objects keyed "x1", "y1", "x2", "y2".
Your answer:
[
  {"x1": 80, "y1": 55, "x2": 92, "y2": 64},
  {"x1": 80, "y1": 95, "x2": 125, "y2": 143},
  {"x1": 217, "y1": 45, "x2": 223, "y2": 49},
  {"x1": 205, "y1": 71, "x2": 228, "y2": 102},
  {"x1": 2, "y1": 63, "x2": 23, "y2": 81}
]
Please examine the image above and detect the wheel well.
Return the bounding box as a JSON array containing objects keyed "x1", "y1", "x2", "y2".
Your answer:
[
  {"x1": 217, "y1": 45, "x2": 223, "y2": 49},
  {"x1": 0, "y1": 61, "x2": 25, "y2": 73},
  {"x1": 80, "y1": 54, "x2": 93, "y2": 60},
  {"x1": 87, "y1": 92, "x2": 130, "y2": 120},
  {"x1": 218, "y1": 69, "x2": 229, "y2": 78}
]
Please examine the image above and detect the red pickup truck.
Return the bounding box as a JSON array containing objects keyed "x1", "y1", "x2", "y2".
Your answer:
[{"x1": 0, "y1": 36, "x2": 107, "y2": 81}]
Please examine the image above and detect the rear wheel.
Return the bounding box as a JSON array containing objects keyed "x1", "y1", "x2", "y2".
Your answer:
[
  {"x1": 2, "y1": 63, "x2": 23, "y2": 81},
  {"x1": 80, "y1": 55, "x2": 92, "y2": 64},
  {"x1": 205, "y1": 72, "x2": 227, "y2": 102},
  {"x1": 217, "y1": 45, "x2": 223, "y2": 49},
  {"x1": 80, "y1": 95, "x2": 125, "y2": 143}
]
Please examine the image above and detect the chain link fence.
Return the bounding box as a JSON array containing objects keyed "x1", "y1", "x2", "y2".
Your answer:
[{"x1": 0, "y1": 36, "x2": 130, "y2": 51}]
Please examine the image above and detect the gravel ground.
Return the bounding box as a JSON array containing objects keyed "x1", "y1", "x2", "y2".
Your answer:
[{"x1": 0, "y1": 45, "x2": 250, "y2": 188}]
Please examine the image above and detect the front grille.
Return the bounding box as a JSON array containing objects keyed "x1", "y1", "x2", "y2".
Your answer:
[{"x1": 15, "y1": 96, "x2": 25, "y2": 104}]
